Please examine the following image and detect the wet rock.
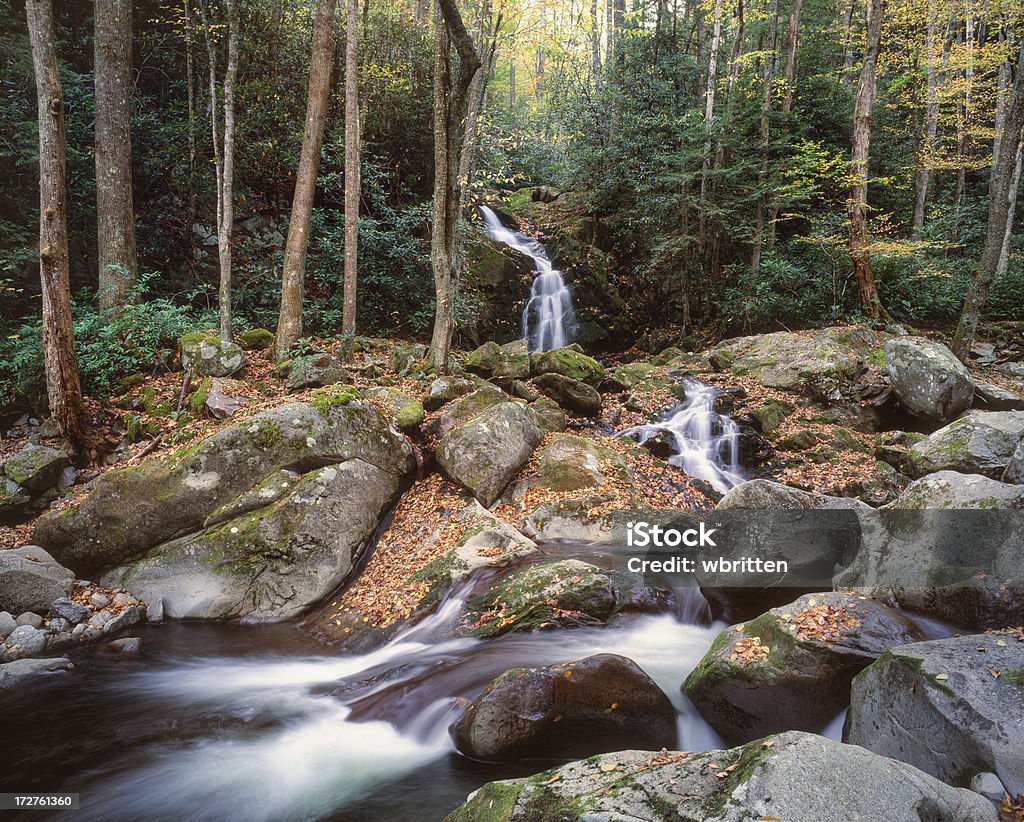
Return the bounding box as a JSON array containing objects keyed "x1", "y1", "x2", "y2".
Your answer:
[
  {"x1": 3, "y1": 444, "x2": 69, "y2": 494},
  {"x1": 683, "y1": 592, "x2": 923, "y2": 745},
  {"x1": 908, "y1": 410, "x2": 1024, "y2": 478},
  {"x1": 286, "y1": 352, "x2": 350, "y2": 391},
  {"x1": 436, "y1": 402, "x2": 542, "y2": 507},
  {"x1": 0, "y1": 546, "x2": 75, "y2": 615},
  {"x1": 461, "y1": 559, "x2": 669, "y2": 637},
  {"x1": 34, "y1": 398, "x2": 413, "y2": 576},
  {"x1": 846, "y1": 633, "x2": 1024, "y2": 796},
  {"x1": 0, "y1": 656, "x2": 73, "y2": 690},
  {"x1": 532, "y1": 373, "x2": 602, "y2": 416},
  {"x1": 530, "y1": 348, "x2": 604, "y2": 386},
  {"x1": 99, "y1": 636, "x2": 142, "y2": 655},
  {"x1": 708, "y1": 327, "x2": 874, "y2": 402},
  {"x1": 451, "y1": 654, "x2": 676, "y2": 762},
  {"x1": 885, "y1": 339, "x2": 974, "y2": 423},
  {"x1": 179, "y1": 331, "x2": 246, "y2": 377},
  {"x1": 444, "y1": 731, "x2": 995, "y2": 822},
  {"x1": 975, "y1": 382, "x2": 1024, "y2": 412}
]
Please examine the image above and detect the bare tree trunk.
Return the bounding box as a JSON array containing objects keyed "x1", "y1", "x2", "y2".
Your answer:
[
  {"x1": 840, "y1": 0, "x2": 855, "y2": 90},
  {"x1": 953, "y1": 36, "x2": 1024, "y2": 358},
  {"x1": 415, "y1": 0, "x2": 429, "y2": 24},
  {"x1": 184, "y1": 0, "x2": 196, "y2": 226},
  {"x1": 698, "y1": 0, "x2": 722, "y2": 257},
  {"x1": 276, "y1": 0, "x2": 338, "y2": 359},
  {"x1": 342, "y1": 0, "x2": 360, "y2": 338},
  {"x1": 429, "y1": 0, "x2": 481, "y2": 373},
  {"x1": 997, "y1": 138, "x2": 1023, "y2": 277},
  {"x1": 26, "y1": 0, "x2": 89, "y2": 445},
  {"x1": 751, "y1": 0, "x2": 779, "y2": 268},
  {"x1": 217, "y1": 0, "x2": 238, "y2": 342},
  {"x1": 94, "y1": 0, "x2": 139, "y2": 310},
  {"x1": 780, "y1": 0, "x2": 801, "y2": 114},
  {"x1": 954, "y1": 16, "x2": 974, "y2": 210},
  {"x1": 459, "y1": 4, "x2": 499, "y2": 195},
  {"x1": 509, "y1": 59, "x2": 516, "y2": 107},
  {"x1": 612, "y1": 0, "x2": 624, "y2": 63},
  {"x1": 848, "y1": 0, "x2": 887, "y2": 319},
  {"x1": 912, "y1": 10, "x2": 954, "y2": 237},
  {"x1": 590, "y1": 0, "x2": 601, "y2": 82}
]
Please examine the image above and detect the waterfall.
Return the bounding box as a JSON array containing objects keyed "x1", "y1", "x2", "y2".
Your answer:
[
  {"x1": 618, "y1": 379, "x2": 744, "y2": 494},
  {"x1": 478, "y1": 205, "x2": 577, "y2": 352}
]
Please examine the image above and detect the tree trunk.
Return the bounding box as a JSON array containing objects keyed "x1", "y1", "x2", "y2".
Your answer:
[
  {"x1": 847, "y1": 0, "x2": 886, "y2": 319},
  {"x1": 954, "y1": 16, "x2": 974, "y2": 210},
  {"x1": 780, "y1": 0, "x2": 801, "y2": 115},
  {"x1": 612, "y1": 0, "x2": 624, "y2": 63},
  {"x1": 428, "y1": 0, "x2": 481, "y2": 374},
  {"x1": 342, "y1": 0, "x2": 360, "y2": 338},
  {"x1": 94, "y1": 0, "x2": 139, "y2": 310},
  {"x1": 509, "y1": 59, "x2": 516, "y2": 107},
  {"x1": 26, "y1": 0, "x2": 89, "y2": 445},
  {"x1": 217, "y1": 0, "x2": 238, "y2": 343},
  {"x1": 953, "y1": 36, "x2": 1024, "y2": 358},
  {"x1": 275, "y1": 0, "x2": 338, "y2": 359},
  {"x1": 997, "y1": 138, "x2": 1023, "y2": 278},
  {"x1": 751, "y1": 0, "x2": 779, "y2": 269},
  {"x1": 698, "y1": 0, "x2": 722, "y2": 256},
  {"x1": 840, "y1": 0, "x2": 855, "y2": 90},
  {"x1": 590, "y1": 0, "x2": 601, "y2": 82}
]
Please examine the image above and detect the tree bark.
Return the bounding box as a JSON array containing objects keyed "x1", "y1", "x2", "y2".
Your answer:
[
  {"x1": 847, "y1": 0, "x2": 887, "y2": 319},
  {"x1": 751, "y1": 0, "x2": 779, "y2": 269},
  {"x1": 94, "y1": 0, "x2": 139, "y2": 311},
  {"x1": 953, "y1": 36, "x2": 1024, "y2": 358},
  {"x1": 780, "y1": 0, "x2": 801, "y2": 115},
  {"x1": 217, "y1": 0, "x2": 239, "y2": 343},
  {"x1": 275, "y1": 0, "x2": 338, "y2": 359},
  {"x1": 342, "y1": 0, "x2": 360, "y2": 338},
  {"x1": 428, "y1": 0, "x2": 481, "y2": 374},
  {"x1": 26, "y1": 0, "x2": 89, "y2": 445}
]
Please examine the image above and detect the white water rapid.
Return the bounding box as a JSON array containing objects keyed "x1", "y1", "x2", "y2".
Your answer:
[
  {"x1": 479, "y1": 205, "x2": 577, "y2": 352},
  {"x1": 619, "y1": 378, "x2": 744, "y2": 493}
]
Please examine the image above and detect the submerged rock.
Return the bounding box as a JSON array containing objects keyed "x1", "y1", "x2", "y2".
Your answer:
[
  {"x1": 451, "y1": 654, "x2": 676, "y2": 762},
  {"x1": 683, "y1": 592, "x2": 922, "y2": 745},
  {"x1": 884, "y1": 338, "x2": 974, "y2": 423},
  {"x1": 443, "y1": 731, "x2": 995, "y2": 822},
  {"x1": 846, "y1": 633, "x2": 1024, "y2": 796}
]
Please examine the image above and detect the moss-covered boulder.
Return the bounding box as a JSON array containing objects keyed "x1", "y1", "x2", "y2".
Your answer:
[
  {"x1": 389, "y1": 342, "x2": 428, "y2": 375},
  {"x1": 885, "y1": 338, "x2": 974, "y2": 423},
  {"x1": 908, "y1": 410, "x2": 1024, "y2": 478},
  {"x1": 3, "y1": 445, "x2": 69, "y2": 494},
  {"x1": 237, "y1": 328, "x2": 275, "y2": 351},
  {"x1": 529, "y1": 396, "x2": 566, "y2": 434},
  {"x1": 442, "y1": 731, "x2": 995, "y2": 822},
  {"x1": 33, "y1": 399, "x2": 414, "y2": 577},
  {"x1": 465, "y1": 339, "x2": 531, "y2": 380},
  {"x1": 532, "y1": 373, "x2": 602, "y2": 417},
  {"x1": 450, "y1": 654, "x2": 676, "y2": 762},
  {"x1": 683, "y1": 592, "x2": 923, "y2": 745},
  {"x1": 423, "y1": 384, "x2": 509, "y2": 440},
  {"x1": 436, "y1": 402, "x2": 542, "y2": 506},
  {"x1": 846, "y1": 633, "x2": 1024, "y2": 796},
  {"x1": 365, "y1": 387, "x2": 424, "y2": 432},
  {"x1": 424, "y1": 375, "x2": 480, "y2": 411},
  {"x1": 749, "y1": 400, "x2": 795, "y2": 436},
  {"x1": 179, "y1": 331, "x2": 246, "y2": 377},
  {"x1": 507, "y1": 434, "x2": 626, "y2": 502},
  {"x1": 606, "y1": 362, "x2": 668, "y2": 392},
  {"x1": 708, "y1": 327, "x2": 876, "y2": 402},
  {"x1": 286, "y1": 352, "x2": 350, "y2": 392},
  {"x1": 530, "y1": 348, "x2": 604, "y2": 385},
  {"x1": 461, "y1": 559, "x2": 669, "y2": 637}
]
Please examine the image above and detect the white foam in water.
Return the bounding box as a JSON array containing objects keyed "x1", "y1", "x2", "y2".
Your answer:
[
  {"x1": 618, "y1": 378, "x2": 744, "y2": 493},
  {"x1": 479, "y1": 205, "x2": 577, "y2": 352}
]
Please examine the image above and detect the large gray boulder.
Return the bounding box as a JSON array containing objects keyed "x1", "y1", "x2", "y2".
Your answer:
[
  {"x1": 3, "y1": 445, "x2": 69, "y2": 494},
  {"x1": 102, "y1": 459, "x2": 405, "y2": 620},
  {"x1": 0, "y1": 546, "x2": 74, "y2": 615},
  {"x1": 846, "y1": 633, "x2": 1024, "y2": 796},
  {"x1": 505, "y1": 434, "x2": 626, "y2": 502},
  {"x1": 179, "y1": 332, "x2": 246, "y2": 377},
  {"x1": 451, "y1": 654, "x2": 676, "y2": 762},
  {"x1": 908, "y1": 410, "x2": 1024, "y2": 478},
  {"x1": 683, "y1": 592, "x2": 922, "y2": 745},
  {"x1": 530, "y1": 348, "x2": 604, "y2": 385},
  {"x1": 33, "y1": 397, "x2": 414, "y2": 577},
  {"x1": 285, "y1": 353, "x2": 350, "y2": 392},
  {"x1": 422, "y1": 384, "x2": 509, "y2": 441},
  {"x1": 975, "y1": 382, "x2": 1024, "y2": 412},
  {"x1": 436, "y1": 402, "x2": 542, "y2": 506},
  {"x1": 717, "y1": 479, "x2": 871, "y2": 510},
  {"x1": 443, "y1": 731, "x2": 995, "y2": 822},
  {"x1": 885, "y1": 339, "x2": 974, "y2": 422},
  {"x1": 708, "y1": 327, "x2": 874, "y2": 402},
  {"x1": 465, "y1": 339, "x2": 531, "y2": 380},
  {"x1": 531, "y1": 373, "x2": 602, "y2": 417},
  {"x1": 0, "y1": 656, "x2": 73, "y2": 691},
  {"x1": 886, "y1": 470, "x2": 1024, "y2": 509}
]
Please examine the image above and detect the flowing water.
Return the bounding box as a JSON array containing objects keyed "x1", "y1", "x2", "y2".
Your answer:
[
  {"x1": 618, "y1": 378, "x2": 744, "y2": 493},
  {"x1": 478, "y1": 205, "x2": 577, "y2": 352},
  {"x1": 0, "y1": 545, "x2": 725, "y2": 822}
]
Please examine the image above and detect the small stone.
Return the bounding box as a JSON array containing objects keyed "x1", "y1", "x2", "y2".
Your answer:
[
  {"x1": 48, "y1": 596, "x2": 89, "y2": 625},
  {"x1": 47, "y1": 617, "x2": 71, "y2": 633},
  {"x1": 90, "y1": 593, "x2": 111, "y2": 609},
  {"x1": 2, "y1": 625, "x2": 47, "y2": 659},
  {"x1": 16, "y1": 612, "x2": 44, "y2": 629},
  {"x1": 99, "y1": 636, "x2": 142, "y2": 656},
  {"x1": 70, "y1": 623, "x2": 86, "y2": 640},
  {"x1": 970, "y1": 771, "x2": 1006, "y2": 803},
  {"x1": 103, "y1": 606, "x2": 140, "y2": 634},
  {"x1": 112, "y1": 592, "x2": 135, "y2": 607},
  {"x1": 0, "y1": 611, "x2": 15, "y2": 639},
  {"x1": 88, "y1": 611, "x2": 113, "y2": 629}
]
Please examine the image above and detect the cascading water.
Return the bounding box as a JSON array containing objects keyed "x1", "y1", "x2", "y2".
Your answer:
[
  {"x1": 478, "y1": 205, "x2": 577, "y2": 352},
  {"x1": 619, "y1": 378, "x2": 744, "y2": 494}
]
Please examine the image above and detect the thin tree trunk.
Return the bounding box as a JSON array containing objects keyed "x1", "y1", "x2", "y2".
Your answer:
[
  {"x1": 185, "y1": 0, "x2": 196, "y2": 229},
  {"x1": 780, "y1": 0, "x2": 801, "y2": 114},
  {"x1": 698, "y1": 0, "x2": 722, "y2": 255},
  {"x1": 429, "y1": 0, "x2": 481, "y2": 373},
  {"x1": 840, "y1": 0, "x2": 855, "y2": 90},
  {"x1": 275, "y1": 0, "x2": 338, "y2": 358},
  {"x1": 26, "y1": 0, "x2": 88, "y2": 445},
  {"x1": 997, "y1": 138, "x2": 1023, "y2": 277},
  {"x1": 509, "y1": 59, "x2": 516, "y2": 107},
  {"x1": 751, "y1": 0, "x2": 779, "y2": 268},
  {"x1": 217, "y1": 0, "x2": 238, "y2": 343},
  {"x1": 612, "y1": 0, "x2": 624, "y2": 63},
  {"x1": 912, "y1": 10, "x2": 954, "y2": 237},
  {"x1": 459, "y1": 7, "x2": 498, "y2": 196},
  {"x1": 94, "y1": 0, "x2": 139, "y2": 310},
  {"x1": 848, "y1": 0, "x2": 887, "y2": 319},
  {"x1": 591, "y1": 0, "x2": 601, "y2": 82},
  {"x1": 954, "y1": 16, "x2": 974, "y2": 210},
  {"x1": 342, "y1": 0, "x2": 360, "y2": 337},
  {"x1": 953, "y1": 35, "x2": 1024, "y2": 358}
]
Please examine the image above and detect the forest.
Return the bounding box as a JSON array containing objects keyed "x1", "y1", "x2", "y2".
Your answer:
[{"x1": 1, "y1": 0, "x2": 1024, "y2": 819}]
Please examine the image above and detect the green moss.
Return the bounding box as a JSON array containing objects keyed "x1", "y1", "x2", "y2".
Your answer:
[
  {"x1": 444, "y1": 780, "x2": 522, "y2": 822},
  {"x1": 114, "y1": 372, "x2": 146, "y2": 396},
  {"x1": 1005, "y1": 669, "x2": 1024, "y2": 688},
  {"x1": 189, "y1": 377, "x2": 212, "y2": 416},
  {"x1": 253, "y1": 420, "x2": 283, "y2": 448},
  {"x1": 309, "y1": 384, "x2": 363, "y2": 416},
  {"x1": 238, "y1": 328, "x2": 275, "y2": 350},
  {"x1": 530, "y1": 349, "x2": 605, "y2": 385},
  {"x1": 178, "y1": 330, "x2": 220, "y2": 348}
]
